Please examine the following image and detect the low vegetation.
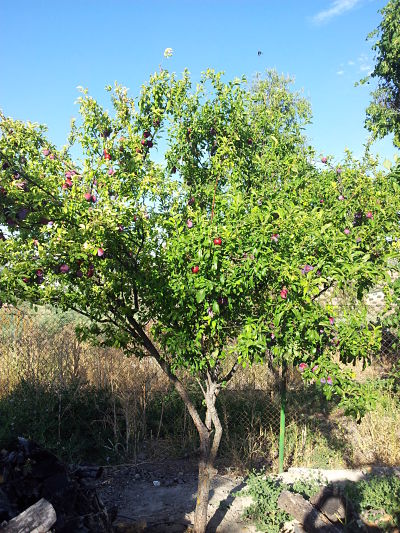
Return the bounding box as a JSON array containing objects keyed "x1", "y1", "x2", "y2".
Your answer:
[{"x1": 241, "y1": 471, "x2": 400, "y2": 531}]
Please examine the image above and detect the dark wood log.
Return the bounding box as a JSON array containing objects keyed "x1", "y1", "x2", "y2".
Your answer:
[
  {"x1": 0, "y1": 498, "x2": 56, "y2": 533},
  {"x1": 309, "y1": 486, "x2": 348, "y2": 524},
  {"x1": 277, "y1": 490, "x2": 344, "y2": 533}
]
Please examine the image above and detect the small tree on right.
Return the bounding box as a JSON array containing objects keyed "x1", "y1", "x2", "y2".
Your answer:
[{"x1": 361, "y1": 0, "x2": 400, "y2": 147}]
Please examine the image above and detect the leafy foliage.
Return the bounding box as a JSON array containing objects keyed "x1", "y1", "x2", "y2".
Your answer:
[
  {"x1": 361, "y1": 0, "x2": 400, "y2": 146},
  {"x1": 344, "y1": 475, "x2": 400, "y2": 528},
  {"x1": 241, "y1": 473, "x2": 290, "y2": 533}
]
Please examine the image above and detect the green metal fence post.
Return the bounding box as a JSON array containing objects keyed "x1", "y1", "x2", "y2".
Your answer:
[{"x1": 278, "y1": 361, "x2": 287, "y2": 473}]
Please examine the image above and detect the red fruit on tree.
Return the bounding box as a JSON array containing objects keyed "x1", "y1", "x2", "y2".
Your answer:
[
  {"x1": 280, "y1": 287, "x2": 288, "y2": 299},
  {"x1": 321, "y1": 156, "x2": 328, "y2": 164},
  {"x1": 84, "y1": 192, "x2": 92, "y2": 202},
  {"x1": 91, "y1": 195, "x2": 96, "y2": 203},
  {"x1": 103, "y1": 150, "x2": 111, "y2": 160},
  {"x1": 143, "y1": 131, "x2": 150, "y2": 138},
  {"x1": 192, "y1": 265, "x2": 199, "y2": 274},
  {"x1": 59, "y1": 264, "x2": 69, "y2": 274},
  {"x1": 147, "y1": 140, "x2": 153, "y2": 148},
  {"x1": 42, "y1": 149, "x2": 50, "y2": 156},
  {"x1": 213, "y1": 237, "x2": 222, "y2": 246},
  {"x1": 97, "y1": 248, "x2": 104, "y2": 257},
  {"x1": 141, "y1": 139, "x2": 147, "y2": 146}
]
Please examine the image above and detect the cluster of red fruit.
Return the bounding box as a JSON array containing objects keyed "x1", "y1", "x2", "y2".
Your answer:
[
  {"x1": 84, "y1": 192, "x2": 96, "y2": 203},
  {"x1": 141, "y1": 131, "x2": 153, "y2": 148},
  {"x1": 62, "y1": 170, "x2": 76, "y2": 190},
  {"x1": 42, "y1": 149, "x2": 55, "y2": 160}
]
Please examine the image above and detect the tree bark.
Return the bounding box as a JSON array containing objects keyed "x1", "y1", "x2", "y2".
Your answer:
[
  {"x1": 193, "y1": 432, "x2": 212, "y2": 533},
  {"x1": 193, "y1": 379, "x2": 222, "y2": 533}
]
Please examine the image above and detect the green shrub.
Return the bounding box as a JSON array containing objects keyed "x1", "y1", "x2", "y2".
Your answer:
[
  {"x1": 241, "y1": 471, "x2": 400, "y2": 532},
  {"x1": 240, "y1": 472, "x2": 289, "y2": 533},
  {"x1": 344, "y1": 475, "x2": 400, "y2": 528},
  {"x1": 0, "y1": 380, "x2": 118, "y2": 463}
]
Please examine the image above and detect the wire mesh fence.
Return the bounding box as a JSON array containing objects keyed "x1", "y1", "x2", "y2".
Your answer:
[{"x1": 0, "y1": 296, "x2": 399, "y2": 469}]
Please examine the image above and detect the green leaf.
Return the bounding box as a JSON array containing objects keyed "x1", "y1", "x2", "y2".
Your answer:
[{"x1": 196, "y1": 289, "x2": 206, "y2": 303}]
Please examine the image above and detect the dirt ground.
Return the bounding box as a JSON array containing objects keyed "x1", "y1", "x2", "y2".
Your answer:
[
  {"x1": 97, "y1": 461, "x2": 400, "y2": 533},
  {"x1": 97, "y1": 459, "x2": 257, "y2": 532}
]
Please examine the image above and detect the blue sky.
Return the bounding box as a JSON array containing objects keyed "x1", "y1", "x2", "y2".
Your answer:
[{"x1": 0, "y1": 0, "x2": 396, "y2": 165}]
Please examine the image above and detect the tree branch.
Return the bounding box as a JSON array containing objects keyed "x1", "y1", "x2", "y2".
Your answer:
[
  {"x1": 312, "y1": 281, "x2": 334, "y2": 302},
  {"x1": 219, "y1": 359, "x2": 240, "y2": 385},
  {"x1": 126, "y1": 314, "x2": 208, "y2": 438},
  {"x1": 0, "y1": 149, "x2": 63, "y2": 205}
]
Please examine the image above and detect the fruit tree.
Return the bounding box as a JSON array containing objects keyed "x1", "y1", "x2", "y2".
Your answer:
[{"x1": 0, "y1": 68, "x2": 399, "y2": 533}]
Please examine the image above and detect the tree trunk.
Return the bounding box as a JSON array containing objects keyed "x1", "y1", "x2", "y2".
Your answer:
[
  {"x1": 193, "y1": 379, "x2": 223, "y2": 533},
  {"x1": 124, "y1": 322, "x2": 231, "y2": 533},
  {"x1": 193, "y1": 441, "x2": 212, "y2": 533}
]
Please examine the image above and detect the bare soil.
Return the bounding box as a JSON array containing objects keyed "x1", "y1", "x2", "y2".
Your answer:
[
  {"x1": 97, "y1": 462, "x2": 400, "y2": 533},
  {"x1": 97, "y1": 459, "x2": 257, "y2": 532}
]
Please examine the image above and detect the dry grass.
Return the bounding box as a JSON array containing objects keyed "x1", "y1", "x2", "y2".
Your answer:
[
  {"x1": 0, "y1": 305, "x2": 399, "y2": 469},
  {"x1": 346, "y1": 393, "x2": 400, "y2": 466}
]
